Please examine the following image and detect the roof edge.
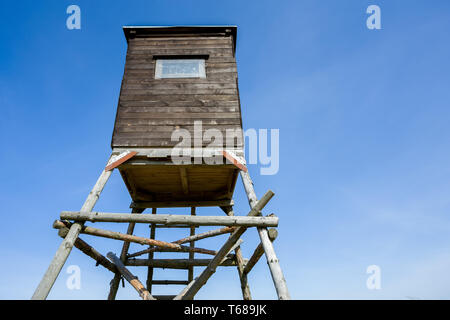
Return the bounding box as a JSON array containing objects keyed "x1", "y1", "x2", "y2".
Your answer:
[{"x1": 122, "y1": 25, "x2": 237, "y2": 53}]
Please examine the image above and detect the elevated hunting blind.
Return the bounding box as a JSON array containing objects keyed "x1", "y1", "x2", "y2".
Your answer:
[
  {"x1": 33, "y1": 26, "x2": 290, "y2": 301},
  {"x1": 111, "y1": 26, "x2": 243, "y2": 204}
]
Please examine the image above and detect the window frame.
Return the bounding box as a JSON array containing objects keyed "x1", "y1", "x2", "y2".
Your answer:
[{"x1": 154, "y1": 58, "x2": 206, "y2": 79}]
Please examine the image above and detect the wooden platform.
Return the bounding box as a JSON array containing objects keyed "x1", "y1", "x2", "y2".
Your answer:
[{"x1": 117, "y1": 155, "x2": 239, "y2": 203}]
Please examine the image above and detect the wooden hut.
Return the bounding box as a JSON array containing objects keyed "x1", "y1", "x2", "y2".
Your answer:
[{"x1": 111, "y1": 26, "x2": 244, "y2": 205}]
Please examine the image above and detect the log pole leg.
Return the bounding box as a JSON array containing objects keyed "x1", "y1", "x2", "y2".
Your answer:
[
  {"x1": 107, "y1": 207, "x2": 144, "y2": 300},
  {"x1": 31, "y1": 167, "x2": 113, "y2": 300},
  {"x1": 221, "y1": 206, "x2": 252, "y2": 300},
  {"x1": 107, "y1": 252, "x2": 155, "y2": 300},
  {"x1": 146, "y1": 208, "x2": 157, "y2": 293},
  {"x1": 240, "y1": 170, "x2": 291, "y2": 300}
]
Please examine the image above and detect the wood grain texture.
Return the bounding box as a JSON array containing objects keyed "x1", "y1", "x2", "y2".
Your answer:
[
  {"x1": 107, "y1": 252, "x2": 155, "y2": 300},
  {"x1": 118, "y1": 163, "x2": 239, "y2": 202}
]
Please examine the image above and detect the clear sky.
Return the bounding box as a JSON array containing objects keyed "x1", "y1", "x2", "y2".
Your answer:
[{"x1": 1, "y1": 0, "x2": 450, "y2": 300}]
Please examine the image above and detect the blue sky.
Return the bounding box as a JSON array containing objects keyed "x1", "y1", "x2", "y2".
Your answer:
[{"x1": 1, "y1": 0, "x2": 450, "y2": 299}]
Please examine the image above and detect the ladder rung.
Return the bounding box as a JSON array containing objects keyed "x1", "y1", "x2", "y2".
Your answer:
[{"x1": 151, "y1": 280, "x2": 190, "y2": 285}]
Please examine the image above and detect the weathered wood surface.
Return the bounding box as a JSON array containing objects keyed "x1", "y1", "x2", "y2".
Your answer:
[
  {"x1": 105, "y1": 151, "x2": 137, "y2": 171},
  {"x1": 188, "y1": 207, "x2": 196, "y2": 282},
  {"x1": 108, "y1": 207, "x2": 144, "y2": 300},
  {"x1": 127, "y1": 226, "x2": 235, "y2": 258},
  {"x1": 146, "y1": 208, "x2": 157, "y2": 293},
  {"x1": 123, "y1": 165, "x2": 238, "y2": 203},
  {"x1": 153, "y1": 224, "x2": 199, "y2": 229},
  {"x1": 120, "y1": 162, "x2": 240, "y2": 204},
  {"x1": 126, "y1": 258, "x2": 244, "y2": 268},
  {"x1": 174, "y1": 226, "x2": 235, "y2": 244},
  {"x1": 221, "y1": 239, "x2": 243, "y2": 263},
  {"x1": 113, "y1": 147, "x2": 244, "y2": 158},
  {"x1": 32, "y1": 167, "x2": 112, "y2": 300},
  {"x1": 112, "y1": 33, "x2": 243, "y2": 148},
  {"x1": 107, "y1": 252, "x2": 155, "y2": 300},
  {"x1": 240, "y1": 171, "x2": 291, "y2": 300},
  {"x1": 60, "y1": 211, "x2": 278, "y2": 227},
  {"x1": 53, "y1": 220, "x2": 223, "y2": 256},
  {"x1": 153, "y1": 295, "x2": 177, "y2": 300},
  {"x1": 151, "y1": 280, "x2": 190, "y2": 285},
  {"x1": 57, "y1": 227, "x2": 117, "y2": 274},
  {"x1": 243, "y1": 228, "x2": 278, "y2": 275},
  {"x1": 180, "y1": 168, "x2": 189, "y2": 195},
  {"x1": 174, "y1": 278, "x2": 198, "y2": 300},
  {"x1": 182, "y1": 190, "x2": 274, "y2": 300}
]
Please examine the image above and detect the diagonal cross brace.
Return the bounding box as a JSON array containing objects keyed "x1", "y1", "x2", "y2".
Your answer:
[
  {"x1": 180, "y1": 190, "x2": 275, "y2": 300},
  {"x1": 107, "y1": 252, "x2": 156, "y2": 300},
  {"x1": 240, "y1": 170, "x2": 291, "y2": 300}
]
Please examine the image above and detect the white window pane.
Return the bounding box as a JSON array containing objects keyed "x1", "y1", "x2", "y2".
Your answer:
[{"x1": 155, "y1": 59, "x2": 206, "y2": 79}]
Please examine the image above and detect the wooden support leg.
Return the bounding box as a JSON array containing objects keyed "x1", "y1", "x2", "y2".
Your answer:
[
  {"x1": 107, "y1": 252, "x2": 155, "y2": 300},
  {"x1": 32, "y1": 167, "x2": 113, "y2": 300},
  {"x1": 181, "y1": 190, "x2": 274, "y2": 300},
  {"x1": 107, "y1": 207, "x2": 144, "y2": 300},
  {"x1": 146, "y1": 208, "x2": 157, "y2": 293},
  {"x1": 240, "y1": 171, "x2": 291, "y2": 300},
  {"x1": 221, "y1": 206, "x2": 252, "y2": 300}
]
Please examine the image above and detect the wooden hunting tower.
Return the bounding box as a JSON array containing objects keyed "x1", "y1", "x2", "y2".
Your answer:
[{"x1": 33, "y1": 26, "x2": 290, "y2": 301}]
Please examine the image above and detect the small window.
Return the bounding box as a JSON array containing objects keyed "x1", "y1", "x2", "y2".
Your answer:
[{"x1": 155, "y1": 59, "x2": 206, "y2": 79}]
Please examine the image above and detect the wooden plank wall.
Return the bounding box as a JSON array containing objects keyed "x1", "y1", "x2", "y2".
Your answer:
[{"x1": 112, "y1": 35, "x2": 243, "y2": 148}]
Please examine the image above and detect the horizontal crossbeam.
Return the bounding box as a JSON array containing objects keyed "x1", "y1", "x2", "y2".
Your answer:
[
  {"x1": 125, "y1": 258, "x2": 245, "y2": 269},
  {"x1": 244, "y1": 228, "x2": 278, "y2": 275},
  {"x1": 107, "y1": 252, "x2": 155, "y2": 300},
  {"x1": 53, "y1": 220, "x2": 222, "y2": 256},
  {"x1": 128, "y1": 226, "x2": 235, "y2": 258}
]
